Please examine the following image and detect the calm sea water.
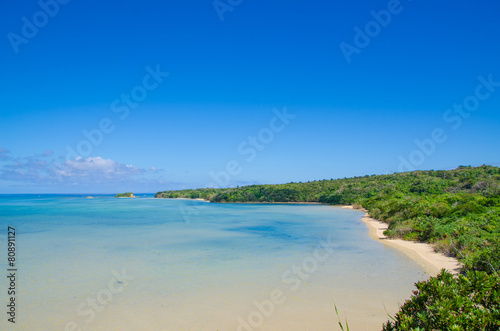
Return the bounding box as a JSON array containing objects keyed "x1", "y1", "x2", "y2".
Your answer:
[{"x1": 0, "y1": 195, "x2": 428, "y2": 331}]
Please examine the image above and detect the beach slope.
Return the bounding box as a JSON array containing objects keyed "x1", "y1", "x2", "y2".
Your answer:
[{"x1": 343, "y1": 206, "x2": 462, "y2": 275}]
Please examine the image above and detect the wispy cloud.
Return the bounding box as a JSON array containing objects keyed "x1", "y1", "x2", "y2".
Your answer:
[
  {"x1": 40, "y1": 150, "x2": 54, "y2": 157},
  {"x1": 150, "y1": 166, "x2": 163, "y2": 172},
  {"x1": 0, "y1": 148, "x2": 11, "y2": 160},
  {"x1": 54, "y1": 156, "x2": 145, "y2": 181},
  {"x1": 0, "y1": 152, "x2": 168, "y2": 192}
]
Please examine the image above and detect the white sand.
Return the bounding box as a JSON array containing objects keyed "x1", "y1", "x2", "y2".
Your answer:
[
  {"x1": 172, "y1": 197, "x2": 210, "y2": 202},
  {"x1": 342, "y1": 206, "x2": 462, "y2": 275}
]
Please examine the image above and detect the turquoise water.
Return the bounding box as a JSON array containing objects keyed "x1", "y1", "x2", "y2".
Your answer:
[{"x1": 0, "y1": 195, "x2": 428, "y2": 330}]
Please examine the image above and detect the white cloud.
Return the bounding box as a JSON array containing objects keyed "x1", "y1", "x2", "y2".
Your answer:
[
  {"x1": 62, "y1": 156, "x2": 143, "y2": 176},
  {"x1": 0, "y1": 150, "x2": 178, "y2": 193},
  {"x1": 54, "y1": 156, "x2": 145, "y2": 182},
  {"x1": 2, "y1": 155, "x2": 144, "y2": 185}
]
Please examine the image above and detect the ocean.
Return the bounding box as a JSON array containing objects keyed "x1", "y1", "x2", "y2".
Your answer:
[{"x1": 0, "y1": 195, "x2": 428, "y2": 330}]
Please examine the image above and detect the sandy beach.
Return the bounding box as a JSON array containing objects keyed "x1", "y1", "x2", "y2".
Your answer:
[
  {"x1": 342, "y1": 206, "x2": 462, "y2": 276},
  {"x1": 172, "y1": 197, "x2": 210, "y2": 202}
]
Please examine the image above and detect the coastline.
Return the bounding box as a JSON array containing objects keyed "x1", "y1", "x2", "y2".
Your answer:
[
  {"x1": 215, "y1": 201, "x2": 323, "y2": 204},
  {"x1": 163, "y1": 197, "x2": 322, "y2": 204},
  {"x1": 171, "y1": 197, "x2": 210, "y2": 202},
  {"x1": 157, "y1": 196, "x2": 462, "y2": 275},
  {"x1": 342, "y1": 206, "x2": 462, "y2": 276}
]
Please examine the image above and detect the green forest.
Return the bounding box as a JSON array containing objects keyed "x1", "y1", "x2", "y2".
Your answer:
[{"x1": 156, "y1": 165, "x2": 500, "y2": 329}]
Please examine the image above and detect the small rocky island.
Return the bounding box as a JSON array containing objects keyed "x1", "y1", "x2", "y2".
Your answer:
[{"x1": 115, "y1": 192, "x2": 136, "y2": 198}]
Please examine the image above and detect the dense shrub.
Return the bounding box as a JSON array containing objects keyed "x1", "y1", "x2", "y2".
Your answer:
[{"x1": 383, "y1": 270, "x2": 500, "y2": 331}]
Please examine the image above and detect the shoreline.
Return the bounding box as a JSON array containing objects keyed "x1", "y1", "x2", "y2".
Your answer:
[
  {"x1": 162, "y1": 197, "x2": 323, "y2": 204},
  {"x1": 342, "y1": 205, "x2": 462, "y2": 276},
  {"x1": 157, "y1": 197, "x2": 462, "y2": 275},
  {"x1": 216, "y1": 201, "x2": 323, "y2": 204},
  {"x1": 170, "y1": 197, "x2": 210, "y2": 202}
]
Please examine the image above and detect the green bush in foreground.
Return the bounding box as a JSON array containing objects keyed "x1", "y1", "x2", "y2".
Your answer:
[{"x1": 383, "y1": 269, "x2": 500, "y2": 331}]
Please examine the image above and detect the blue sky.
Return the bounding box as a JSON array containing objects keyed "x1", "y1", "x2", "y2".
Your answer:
[{"x1": 1, "y1": 0, "x2": 499, "y2": 193}]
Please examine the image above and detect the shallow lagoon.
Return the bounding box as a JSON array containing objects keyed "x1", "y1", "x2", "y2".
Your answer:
[{"x1": 0, "y1": 195, "x2": 428, "y2": 330}]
